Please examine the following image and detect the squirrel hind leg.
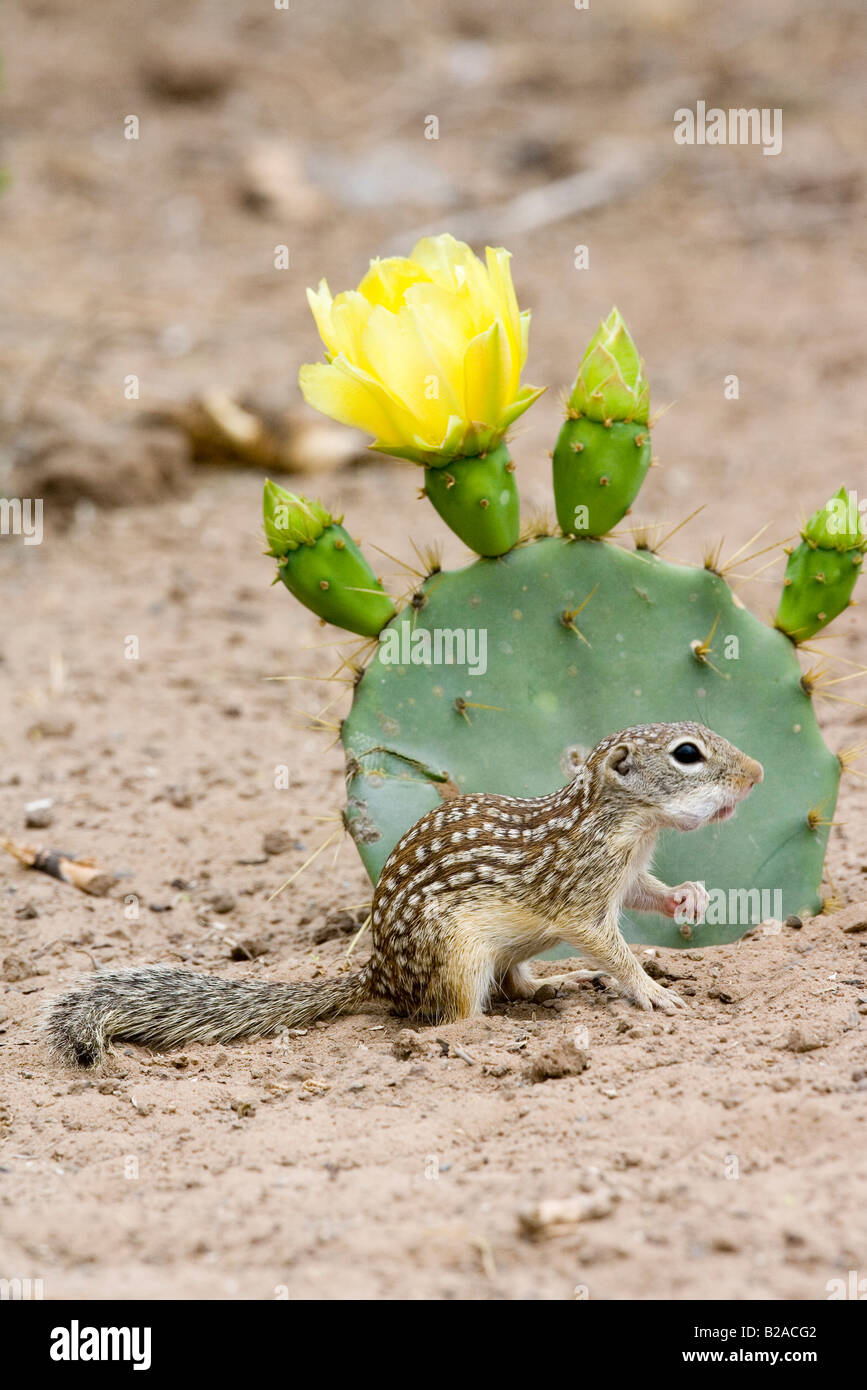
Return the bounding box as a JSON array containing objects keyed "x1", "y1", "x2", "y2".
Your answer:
[
  {"x1": 403, "y1": 939, "x2": 495, "y2": 1023},
  {"x1": 496, "y1": 962, "x2": 539, "y2": 1001},
  {"x1": 418, "y1": 956, "x2": 494, "y2": 1023}
]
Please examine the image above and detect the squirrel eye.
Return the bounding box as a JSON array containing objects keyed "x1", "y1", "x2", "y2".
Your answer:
[{"x1": 672, "y1": 742, "x2": 704, "y2": 765}]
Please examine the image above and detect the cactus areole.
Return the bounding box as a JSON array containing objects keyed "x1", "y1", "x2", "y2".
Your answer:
[{"x1": 266, "y1": 253, "x2": 861, "y2": 950}]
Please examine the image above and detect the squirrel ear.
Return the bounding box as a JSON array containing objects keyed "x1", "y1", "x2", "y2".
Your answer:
[{"x1": 605, "y1": 743, "x2": 636, "y2": 779}]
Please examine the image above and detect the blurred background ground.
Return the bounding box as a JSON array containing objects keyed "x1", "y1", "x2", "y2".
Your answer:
[{"x1": 0, "y1": 0, "x2": 866, "y2": 1301}]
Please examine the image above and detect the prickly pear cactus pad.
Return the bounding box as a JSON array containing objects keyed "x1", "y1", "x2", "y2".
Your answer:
[
  {"x1": 341, "y1": 539, "x2": 839, "y2": 949},
  {"x1": 775, "y1": 487, "x2": 866, "y2": 642},
  {"x1": 267, "y1": 237, "x2": 863, "y2": 951}
]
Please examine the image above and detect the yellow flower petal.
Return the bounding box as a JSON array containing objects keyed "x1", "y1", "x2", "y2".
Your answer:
[
  {"x1": 299, "y1": 358, "x2": 417, "y2": 445},
  {"x1": 360, "y1": 305, "x2": 456, "y2": 443},
  {"x1": 410, "y1": 234, "x2": 495, "y2": 329},
  {"x1": 358, "y1": 257, "x2": 432, "y2": 312},
  {"x1": 326, "y1": 291, "x2": 376, "y2": 371},
  {"x1": 484, "y1": 247, "x2": 522, "y2": 394},
  {"x1": 403, "y1": 283, "x2": 473, "y2": 391},
  {"x1": 463, "y1": 321, "x2": 510, "y2": 426},
  {"x1": 519, "y1": 310, "x2": 531, "y2": 367},
  {"x1": 305, "y1": 281, "x2": 335, "y2": 356}
]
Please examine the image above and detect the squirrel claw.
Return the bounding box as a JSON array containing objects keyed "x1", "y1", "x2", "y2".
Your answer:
[
  {"x1": 633, "y1": 981, "x2": 686, "y2": 1014},
  {"x1": 663, "y1": 881, "x2": 709, "y2": 925},
  {"x1": 655, "y1": 988, "x2": 687, "y2": 1014}
]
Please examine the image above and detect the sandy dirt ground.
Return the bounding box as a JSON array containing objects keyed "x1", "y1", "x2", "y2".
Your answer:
[{"x1": 1, "y1": 0, "x2": 866, "y2": 1300}]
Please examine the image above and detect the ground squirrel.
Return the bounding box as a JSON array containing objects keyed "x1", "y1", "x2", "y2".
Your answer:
[{"x1": 46, "y1": 721, "x2": 762, "y2": 1067}]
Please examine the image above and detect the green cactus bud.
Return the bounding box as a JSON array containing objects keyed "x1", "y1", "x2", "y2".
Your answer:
[
  {"x1": 775, "y1": 487, "x2": 866, "y2": 643},
  {"x1": 264, "y1": 482, "x2": 396, "y2": 636},
  {"x1": 567, "y1": 308, "x2": 649, "y2": 425},
  {"x1": 803, "y1": 486, "x2": 866, "y2": 552},
  {"x1": 553, "y1": 418, "x2": 651, "y2": 538},
  {"x1": 263, "y1": 480, "x2": 332, "y2": 557},
  {"x1": 423, "y1": 443, "x2": 520, "y2": 557},
  {"x1": 553, "y1": 311, "x2": 652, "y2": 537}
]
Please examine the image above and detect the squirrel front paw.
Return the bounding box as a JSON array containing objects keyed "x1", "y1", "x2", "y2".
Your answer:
[
  {"x1": 662, "y1": 880, "x2": 709, "y2": 925},
  {"x1": 630, "y1": 977, "x2": 687, "y2": 1015}
]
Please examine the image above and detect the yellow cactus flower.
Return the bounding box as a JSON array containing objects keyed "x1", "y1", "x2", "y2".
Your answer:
[{"x1": 298, "y1": 233, "x2": 544, "y2": 466}]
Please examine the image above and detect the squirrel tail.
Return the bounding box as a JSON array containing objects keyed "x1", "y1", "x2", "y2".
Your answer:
[{"x1": 44, "y1": 964, "x2": 373, "y2": 1068}]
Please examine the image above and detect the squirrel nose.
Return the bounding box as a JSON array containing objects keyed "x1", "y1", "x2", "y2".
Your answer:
[{"x1": 743, "y1": 757, "x2": 764, "y2": 786}]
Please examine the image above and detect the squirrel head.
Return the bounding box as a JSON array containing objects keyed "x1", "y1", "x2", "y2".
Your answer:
[{"x1": 584, "y1": 721, "x2": 764, "y2": 833}]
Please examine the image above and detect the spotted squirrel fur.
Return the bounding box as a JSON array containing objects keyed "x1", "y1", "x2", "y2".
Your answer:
[{"x1": 45, "y1": 721, "x2": 763, "y2": 1067}]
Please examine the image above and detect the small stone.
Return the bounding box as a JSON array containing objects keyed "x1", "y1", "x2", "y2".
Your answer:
[
  {"x1": 532, "y1": 983, "x2": 558, "y2": 1002},
  {"x1": 25, "y1": 798, "x2": 54, "y2": 828},
  {"x1": 140, "y1": 42, "x2": 235, "y2": 103},
  {"x1": 166, "y1": 785, "x2": 193, "y2": 809},
  {"x1": 2, "y1": 953, "x2": 38, "y2": 982},
  {"x1": 711, "y1": 1235, "x2": 740, "y2": 1253},
  {"x1": 785, "y1": 914, "x2": 803, "y2": 929},
  {"x1": 519, "y1": 1192, "x2": 618, "y2": 1238},
  {"x1": 14, "y1": 902, "x2": 39, "y2": 921},
  {"x1": 759, "y1": 918, "x2": 783, "y2": 936},
  {"x1": 323, "y1": 908, "x2": 366, "y2": 937},
  {"x1": 207, "y1": 891, "x2": 236, "y2": 914},
  {"x1": 832, "y1": 901, "x2": 867, "y2": 934},
  {"x1": 229, "y1": 938, "x2": 269, "y2": 961},
  {"x1": 262, "y1": 828, "x2": 293, "y2": 856},
  {"x1": 392, "y1": 1029, "x2": 428, "y2": 1061},
  {"x1": 27, "y1": 717, "x2": 75, "y2": 740},
  {"x1": 783, "y1": 1025, "x2": 825, "y2": 1053},
  {"x1": 523, "y1": 1038, "x2": 589, "y2": 1083},
  {"x1": 312, "y1": 920, "x2": 340, "y2": 945}
]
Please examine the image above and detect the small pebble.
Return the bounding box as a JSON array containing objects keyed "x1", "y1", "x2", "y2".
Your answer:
[
  {"x1": 25, "y1": 798, "x2": 53, "y2": 828},
  {"x1": 27, "y1": 718, "x2": 74, "y2": 740},
  {"x1": 784, "y1": 1024, "x2": 825, "y2": 1053},
  {"x1": 262, "y1": 828, "x2": 293, "y2": 856},
  {"x1": 229, "y1": 938, "x2": 269, "y2": 960},
  {"x1": 207, "y1": 891, "x2": 236, "y2": 914}
]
